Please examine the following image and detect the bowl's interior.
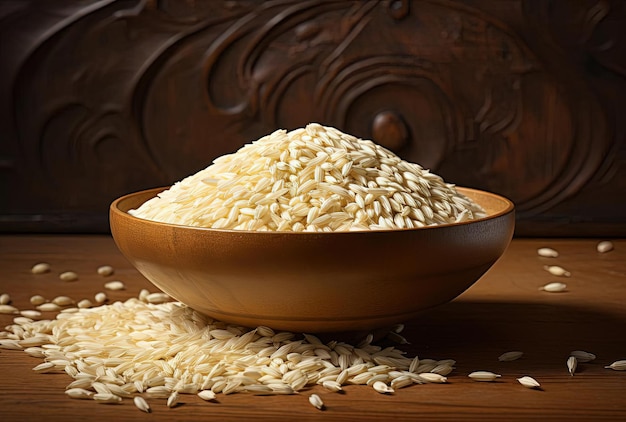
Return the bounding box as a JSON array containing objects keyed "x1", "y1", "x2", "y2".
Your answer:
[{"x1": 110, "y1": 187, "x2": 515, "y2": 332}]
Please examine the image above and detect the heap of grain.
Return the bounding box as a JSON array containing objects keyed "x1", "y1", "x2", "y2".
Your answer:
[
  {"x1": 130, "y1": 123, "x2": 486, "y2": 230},
  {"x1": 2, "y1": 292, "x2": 454, "y2": 406}
]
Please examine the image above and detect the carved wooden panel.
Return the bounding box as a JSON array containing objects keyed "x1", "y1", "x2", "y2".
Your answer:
[{"x1": 1, "y1": 0, "x2": 625, "y2": 235}]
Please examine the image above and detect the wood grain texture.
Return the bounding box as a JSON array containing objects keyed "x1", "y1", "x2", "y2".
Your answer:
[
  {"x1": 0, "y1": 235, "x2": 625, "y2": 420},
  {"x1": 1, "y1": 0, "x2": 625, "y2": 235}
]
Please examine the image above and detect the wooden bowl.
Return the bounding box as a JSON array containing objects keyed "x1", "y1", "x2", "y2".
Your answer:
[{"x1": 110, "y1": 187, "x2": 514, "y2": 332}]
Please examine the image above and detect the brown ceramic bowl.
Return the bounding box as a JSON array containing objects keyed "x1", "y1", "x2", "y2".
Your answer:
[{"x1": 110, "y1": 187, "x2": 514, "y2": 333}]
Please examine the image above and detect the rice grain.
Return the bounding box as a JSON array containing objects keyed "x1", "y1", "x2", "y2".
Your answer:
[
  {"x1": 33, "y1": 362, "x2": 57, "y2": 373},
  {"x1": 596, "y1": 241, "x2": 614, "y2": 253},
  {"x1": 133, "y1": 396, "x2": 151, "y2": 413},
  {"x1": 0, "y1": 304, "x2": 19, "y2": 314},
  {"x1": 430, "y1": 364, "x2": 455, "y2": 376},
  {"x1": 0, "y1": 339, "x2": 22, "y2": 350},
  {"x1": 372, "y1": 381, "x2": 394, "y2": 394},
  {"x1": 94, "y1": 292, "x2": 107, "y2": 304},
  {"x1": 540, "y1": 282, "x2": 567, "y2": 293},
  {"x1": 417, "y1": 373, "x2": 447, "y2": 383},
  {"x1": 543, "y1": 265, "x2": 571, "y2": 277},
  {"x1": 97, "y1": 265, "x2": 115, "y2": 276},
  {"x1": 498, "y1": 351, "x2": 523, "y2": 362},
  {"x1": 322, "y1": 380, "x2": 343, "y2": 392},
  {"x1": 145, "y1": 292, "x2": 171, "y2": 304},
  {"x1": 567, "y1": 356, "x2": 577, "y2": 376},
  {"x1": 517, "y1": 376, "x2": 540, "y2": 389},
  {"x1": 537, "y1": 247, "x2": 559, "y2": 258},
  {"x1": 93, "y1": 393, "x2": 123, "y2": 404},
  {"x1": 166, "y1": 391, "x2": 179, "y2": 408},
  {"x1": 66, "y1": 388, "x2": 94, "y2": 399},
  {"x1": 104, "y1": 281, "x2": 126, "y2": 291},
  {"x1": 308, "y1": 393, "x2": 324, "y2": 410},
  {"x1": 31, "y1": 263, "x2": 51, "y2": 274},
  {"x1": 52, "y1": 296, "x2": 74, "y2": 306},
  {"x1": 468, "y1": 371, "x2": 501, "y2": 382},
  {"x1": 36, "y1": 303, "x2": 61, "y2": 312},
  {"x1": 605, "y1": 360, "x2": 626, "y2": 371},
  {"x1": 77, "y1": 299, "x2": 93, "y2": 309},
  {"x1": 570, "y1": 350, "x2": 596, "y2": 363},
  {"x1": 198, "y1": 390, "x2": 217, "y2": 401},
  {"x1": 59, "y1": 271, "x2": 78, "y2": 282},
  {"x1": 20, "y1": 310, "x2": 42, "y2": 319}
]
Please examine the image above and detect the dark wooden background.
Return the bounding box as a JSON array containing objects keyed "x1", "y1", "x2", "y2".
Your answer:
[{"x1": 1, "y1": 0, "x2": 625, "y2": 236}]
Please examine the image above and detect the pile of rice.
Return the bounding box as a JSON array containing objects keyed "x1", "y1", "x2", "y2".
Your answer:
[
  {"x1": 130, "y1": 123, "x2": 486, "y2": 231},
  {"x1": 2, "y1": 293, "x2": 456, "y2": 405}
]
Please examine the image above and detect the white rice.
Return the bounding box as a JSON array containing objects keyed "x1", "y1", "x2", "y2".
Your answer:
[
  {"x1": 129, "y1": 123, "x2": 486, "y2": 231},
  {"x1": 3, "y1": 297, "x2": 456, "y2": 403}
]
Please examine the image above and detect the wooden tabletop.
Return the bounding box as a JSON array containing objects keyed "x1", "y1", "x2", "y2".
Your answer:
[{"x1": 1, "y1": 235, "x2": 625, "y2": 421}]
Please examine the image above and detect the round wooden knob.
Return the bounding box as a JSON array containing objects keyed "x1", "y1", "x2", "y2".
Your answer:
[{"x1": 371, "y1": 111, "x2": 409, "y2": 151}]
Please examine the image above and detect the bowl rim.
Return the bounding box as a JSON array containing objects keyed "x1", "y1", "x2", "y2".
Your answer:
[{"x1": 110, "y1": 186, "x2": 515, "y2": 235}]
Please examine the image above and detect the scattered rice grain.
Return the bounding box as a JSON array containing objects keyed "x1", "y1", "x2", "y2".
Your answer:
[
  {"x1": 59, "y1": 271, "x2": 78, "y2": 282},
  {"x1": 322, "y1": 380, "x2": 343, "y2": 392},
  {"x1": 18, "y1": 336, "x2": 49, "y2": 347},
  {"x1": 31, "y1": 263, "x2": 51, "y2": 274},
  {"x1": 390, "y1": 375, "x2": 414, "y2": 389},
  {"x1": 134, "y1": 396, "x2": 151, "y2": 413},
  {"x1": 498, "y1": 351, "x2": 523, "y2": 362},
  {"x1": 386, "y1": 331, "x2": 409, "y2": 345},
  {"x1": 570, "y1": 350, "x2": 596, "y2": 363},
  {"x1": 537, "y1": 247, "x2": 559, "y2": 258},
  {"x1": 517, "y1": 376, "x2": 540, "y2": 389},
  {"x1": 417, "y1": 373, "x2": 447, "y2": 383},
  {"x1": 430, "y1": 364, "x2": 454, "y2": 376},
  {"x1": 97, "y1": 265, "x2": 115, "y2": 276},
  {"x1": 372, "y1": 381, "x2": 394, "y2": 394},
  {"x1": 145, "y1": 292, "x2": 171, "y2": 304},
  {"x1": 52, "y1": 296, "x2": 74, "y2": 306},
  {"x1": 308, "y1": 393, "x2": 324, "y2": 410},
  {"x1": 33, "y1": 362, "x2": 57, "y2": 373},
  {"x1": 543, "y1": 265, "x2": 571, "y2": 277},
  {"x1": 596, "y1": 241, "x2": 614, "y2": 253},
  {"x1": 166, "y1": 391, "x2": 179, "y2": 408},
  {"x1": 198, "y1": 390, "x2": 217, "y2": 401},
  {"x1": 77, "y1": 299, "x2": 93, "y2": 309},
  {"x1": 146, "y1": 386, "x2": 171, "y2": 398},
  {"x1": 0, "y1": 339, "x2": 22, "y2": 350},
  {"x1": 36, "y1": 303, "x2": 61, "y2": 312},
  {"x1": 65, "y1": 388, "x2": 94, "y2": 399},
  {"x1": 0, "y1": 304, "x2": 19, "y2": 314},
  {"x1": 93, "y1": 393, "x2": 123, "y2": 404},
  {"x1": 468, "y1": 371, "x2": 501, "y2": 382},
  {"x1": 605, "y1": 360, "x2": 626, "y2": 371},
  {"x1": 567, "y1": 356, "x2": 577, "y2": 376},
  {"x1": 104, "y1": 281, "x2": 125, "y2": 291},
  {"x1": 20, "y1": 310, "x2": 42, "y2": 319},
  {"x1": 138, "y1": 289, "x2": 150, "y2": 302},
  {"x1": 540, "y1": 282, "x2": 567, "y2": 293},
  {"x1": 94, "y1": 292, "x2": 107, "y2": 303}
]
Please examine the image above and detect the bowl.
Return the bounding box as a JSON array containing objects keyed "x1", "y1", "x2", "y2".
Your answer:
[{"x1": 110, "y1": 187, "x2": 514, "y2": 332}]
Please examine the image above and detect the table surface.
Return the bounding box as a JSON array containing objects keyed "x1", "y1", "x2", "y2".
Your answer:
[{"x1": 1, "y1": 235, "x2": 625, "y2": 421}]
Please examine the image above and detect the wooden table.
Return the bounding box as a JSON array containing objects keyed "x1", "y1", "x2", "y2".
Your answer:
[{"x1": 1, "y1": 235, "x2": 625, "y2": 421}]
